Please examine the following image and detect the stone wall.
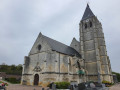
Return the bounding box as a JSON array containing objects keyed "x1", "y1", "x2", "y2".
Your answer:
[
  {"x1": 21, "y1": 48, "x2": 83, "y2": 87},
  {"x1": 79, "y1": 16, "x2": 113, "y2": 83}
]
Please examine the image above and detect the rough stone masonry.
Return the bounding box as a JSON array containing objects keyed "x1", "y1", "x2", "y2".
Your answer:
[{"x1": 21, "y1": 4, "x2": 113, "y2": 87}]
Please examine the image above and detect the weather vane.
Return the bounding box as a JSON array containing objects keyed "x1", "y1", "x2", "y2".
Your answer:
[{"x1": 86, "y1": 0, "x2": 90, "y2": 5}]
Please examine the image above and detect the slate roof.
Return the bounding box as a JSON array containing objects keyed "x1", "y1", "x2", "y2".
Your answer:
[
  {"x1": 42, "y1": 35, "x2": 81, "y2": 58},
  {"x1": 82, "y1": 4, "x2": 95, "y2": 20}
]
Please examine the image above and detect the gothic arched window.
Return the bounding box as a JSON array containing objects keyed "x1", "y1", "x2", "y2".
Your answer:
[
  {"x1": 38, "y1": 44, "x2": 41, "y2": 50},
  {"x1": 90, "y1": 21, "x2": 92, "y2": 27},
  {"x1": 84, "y1": 23, "x2": 87, "y2": 29}
]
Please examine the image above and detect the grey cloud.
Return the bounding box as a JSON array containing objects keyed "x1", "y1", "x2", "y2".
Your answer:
[{"x1": 0, "y1": 0, "x2": 120, "y2": 73}]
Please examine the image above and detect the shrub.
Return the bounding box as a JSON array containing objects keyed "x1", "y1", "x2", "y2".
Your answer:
[
  {"x1": 55, "y1": 82, "x2": 70, "y2": 89},
  {"x1": 5, "y1": 78, "x2": 20, "y2": 84},
  {"x1": 102, "y1": 80, "x2": 113, "y2": 87},
  {"x1": 48, "y1": 82, "x2": 70, "y2": 89},
  {"x1": 112, "y1": 72, "x2": 120, "y2": 82}
]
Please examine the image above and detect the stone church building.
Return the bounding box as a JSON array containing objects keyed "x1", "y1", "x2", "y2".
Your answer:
[{"x1": 21, "y1": 5, "x2": 113, "y2": 86}]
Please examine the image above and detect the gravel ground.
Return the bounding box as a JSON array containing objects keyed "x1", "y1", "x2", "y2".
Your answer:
[
  {"x1": 5, "y1": 83, "x2": 120, "y2": 90},
  {"x1": 109, "y1": 83, "x2": 120, "y2": 90},
  {"x1": 6, "y1": 84, "x2": 49, "y2": 90}
]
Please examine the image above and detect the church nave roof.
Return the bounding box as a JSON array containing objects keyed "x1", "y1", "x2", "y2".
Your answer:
[{"x1": 42, "y1": 34, "x2": 81, "y2": 58}]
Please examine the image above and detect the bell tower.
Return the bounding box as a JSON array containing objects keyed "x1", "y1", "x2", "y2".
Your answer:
[{"x1": 79, "y1": 4, "x2": 113, "y2": 83}]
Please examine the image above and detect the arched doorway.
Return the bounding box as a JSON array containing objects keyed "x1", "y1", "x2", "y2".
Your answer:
[{"x1": 34, "y1": 74, "x2": 39, "y2": 85}]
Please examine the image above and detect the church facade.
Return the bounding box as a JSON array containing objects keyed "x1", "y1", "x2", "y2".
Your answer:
[{"x1": 21, "y1": 5, "x2": 113, "y2": 86}]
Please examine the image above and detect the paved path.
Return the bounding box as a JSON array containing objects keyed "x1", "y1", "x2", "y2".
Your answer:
[
  {"x1": 109, "y1": 83, "x2": 120, "y2": 90},
  {"x1": 6, "y1": 84, "x2": 49, "y2": 90},
  {"x1": 5, "y1": 83, "x2": 120, "y2": 90}
]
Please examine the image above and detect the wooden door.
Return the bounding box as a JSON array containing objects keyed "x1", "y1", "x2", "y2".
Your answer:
[{"x1": 34, "y1": 74, "x2": 39, "y2": 85}]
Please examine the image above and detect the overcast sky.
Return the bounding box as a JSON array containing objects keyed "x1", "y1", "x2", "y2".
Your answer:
[{"x1": 0, "y1": 0, "x2": 120, "y2": 73}]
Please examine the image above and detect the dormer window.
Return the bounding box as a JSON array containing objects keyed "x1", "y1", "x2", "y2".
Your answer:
[
  {"x1": 90, "y1": 21, "x2": 92, "y2": 27},
  {"x1": 84, "y1": 23, "x2": 87, "y2": 29},
  {"x1": 38, "y1": 44, "x2": 41, "y2": 50}
]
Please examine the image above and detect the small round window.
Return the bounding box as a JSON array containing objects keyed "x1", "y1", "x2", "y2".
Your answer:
[{"x1": 38, "y1": 45, "x2": 41, "y2": 50}]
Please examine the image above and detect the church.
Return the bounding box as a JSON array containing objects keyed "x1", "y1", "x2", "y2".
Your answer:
[{"x1": 21, "y1": 4, "x2": 113, "y2": 87}]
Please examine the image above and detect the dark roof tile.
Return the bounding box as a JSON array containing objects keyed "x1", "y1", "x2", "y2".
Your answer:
[
  {"x1": 82, "y1": 4, "x2": 95, "y2": 20},
  {"x1": 43, "y1": 35, "x2": 81, "y2": 58}
]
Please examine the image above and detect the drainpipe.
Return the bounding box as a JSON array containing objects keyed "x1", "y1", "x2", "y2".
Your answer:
[{"x1": 59, "y1": 53, "x2": 60, "y2": 80}]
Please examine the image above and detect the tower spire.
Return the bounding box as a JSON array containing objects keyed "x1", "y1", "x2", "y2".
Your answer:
[{"x1": 82, "y1": 4, "x2": 95, "y2": 20}]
